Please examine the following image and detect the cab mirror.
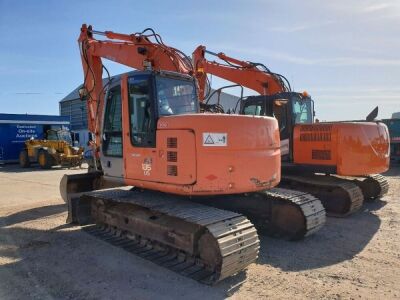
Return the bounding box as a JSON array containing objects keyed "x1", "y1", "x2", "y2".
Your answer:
[{"x1": 79, "y1": 87, "x2": 88, "y2": 101}]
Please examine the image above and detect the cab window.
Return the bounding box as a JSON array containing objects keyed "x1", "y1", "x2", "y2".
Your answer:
[
  {"x1": 243, "y1": 104, "x2": 262, "y2": 115},
  {"x1": 129, "y1": 76, "x2": 156, "y2": 147},
  {"x1": 102, "y1": 85, "x2": 122, "y2": 157},
  {"x1": 292, "y1": 98, "x2": 313, "y2": 124}
]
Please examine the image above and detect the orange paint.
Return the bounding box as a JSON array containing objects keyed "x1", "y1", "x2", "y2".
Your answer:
[
  {"x1": 293, "y1": 122, "x2": 390, "y2": 175},
  {"x1": 193, "y1": 45, "x2": 390, "y2": 176}
]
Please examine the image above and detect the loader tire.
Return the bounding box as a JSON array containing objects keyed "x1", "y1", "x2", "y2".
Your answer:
[
  {"x1": 38, "y1": 150, "x2": 53, "y2": 169},
  {"x1": 19, "y1": 150, "x2": 30, "y2": 168}
]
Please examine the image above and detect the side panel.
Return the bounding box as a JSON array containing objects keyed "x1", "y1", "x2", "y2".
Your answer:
[
  {"x1": 293, "y1": 124, "x2": 338, "y2": 167},
  {"x1": 154, "y1": 129, "x2": 197, "y2": 184},
  {"x1": 293, "y1": 122, "x2": 390, "y2": 175},
  {"x1": 155, "y1": 114, "x2": 281, "y2": 195},
  {"x1": 0, "y1": 123, "x2": 44, "y2": 162},
  {"x1": 124, "y1": 129, "x2": 196, "y2": 184},
  {"x1": 337, "y1": 122, "x2": 390, "y2": 175}
]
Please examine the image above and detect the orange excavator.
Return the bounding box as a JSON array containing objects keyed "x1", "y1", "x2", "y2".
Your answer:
[
  {"x1": 193, "y1": 45, "x2": 390, "y2": 216},
  {"x1": 60, "y1": 25, "x2": 324, "y2": 284}
]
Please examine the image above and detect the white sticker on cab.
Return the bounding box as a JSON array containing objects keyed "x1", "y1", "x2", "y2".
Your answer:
[{"x1": 203, "y1": 133, "x2": 227, "y2": 147}]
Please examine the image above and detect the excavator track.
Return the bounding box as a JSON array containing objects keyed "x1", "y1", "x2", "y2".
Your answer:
[
  {"x1": 262, "y1": 188, "x2": 326, "y2": 238},
  {"x1": 281, "y1": 175, "x2": 364, "y2": 217},
  {"x1": 191, "y1": 187, "x2": 326, "y2": 240},
  {"x1": 339, "y1": 174, "x2": 389, "y2": 201},
  {"x1": 69, "y1": 188, "x2": 259, "y2": 284}
]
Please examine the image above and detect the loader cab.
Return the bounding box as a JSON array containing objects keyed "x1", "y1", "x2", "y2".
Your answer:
[
  {"x1": 100, "y1": 70, "x2": 199, "y2": 180},
  {"x1": 46, "y1": 129, "x2": 73, "y2": 144},
  {"x1": 240, "y1": 92, "x2": 314, "y2": 161}
]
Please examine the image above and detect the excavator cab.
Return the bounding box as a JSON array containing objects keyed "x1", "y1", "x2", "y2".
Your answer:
[
  {"x1": 99, "y1": 70, "x2": 199, "y2": 180},
  {"x1": 240, "y1": 92, "x2": 314, "y2": 161}
]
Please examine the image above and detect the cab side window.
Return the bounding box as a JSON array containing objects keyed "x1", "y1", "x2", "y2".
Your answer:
[
  {"x1": 129, "y1": 77, "x2": 156, "y2": 147},
  {"x1": 102, "y1": 85, "x2": 122, "y2": 157},
  {"x1": 243, "y1": 104, "x2": 262, "y2": 115}
]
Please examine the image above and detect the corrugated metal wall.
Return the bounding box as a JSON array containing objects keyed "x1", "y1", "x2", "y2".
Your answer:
[{"x1": 60, "y1": 99, "x2": 87, "y2": 130}]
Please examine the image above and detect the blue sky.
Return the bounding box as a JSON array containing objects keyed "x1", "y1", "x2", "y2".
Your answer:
[{"x1": 0, "y1": 0, "x2": 399, "y2": 120}]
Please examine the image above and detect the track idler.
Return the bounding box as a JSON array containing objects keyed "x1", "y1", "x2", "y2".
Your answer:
[
  {"x1": 60, "y1": 172, "x2": 124, "y2": 223},
  {"x1": 347, "y1": 174, "x2": 389, "y2": 201}
]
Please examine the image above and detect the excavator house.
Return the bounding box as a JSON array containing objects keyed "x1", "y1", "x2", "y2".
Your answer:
[
  {"x1": 193, "y1": 45, "x2": 390, "y2": 216},
  {"x1": 61, "y1": 25, "x2": 289, "y2": 284}
]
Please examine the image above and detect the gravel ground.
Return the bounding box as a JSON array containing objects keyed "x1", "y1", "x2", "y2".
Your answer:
[{"x1": 0, "y1": 164, "x2": 399, "y2": 300}]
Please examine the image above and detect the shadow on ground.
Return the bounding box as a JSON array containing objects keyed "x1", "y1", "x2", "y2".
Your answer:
[
  {"x1": 0, "y1": 204, "x2": 248, "y2": 300},
  {"x1": 0, "y1": 204, "x2": 66, "y2": 227},
  {"x1": 0, "y1": 178, "x2": 388, "y2": 299},
  {"x1": 257, "y1": 201, "x2": 381, "y2": 271}
]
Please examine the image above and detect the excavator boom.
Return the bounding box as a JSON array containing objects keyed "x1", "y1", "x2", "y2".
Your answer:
[
  {"x1": 79, "y1": 24, "x2": 192, "y2": 151},
  {"x1": 193, "y1": 45, "x2": 290, "y2": 100}
]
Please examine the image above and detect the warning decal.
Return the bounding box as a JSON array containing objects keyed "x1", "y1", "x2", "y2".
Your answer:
[{"x1": 202, "y1": 133, "x2": 227, "y2": 147}]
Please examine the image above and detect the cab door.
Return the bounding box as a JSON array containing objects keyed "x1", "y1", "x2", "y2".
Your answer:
[
  {"x1": 121, "y1": 74, "x2": 197, "y2": 185},
  {"x1": 122, "y1": 74, "x2": 159, "y2": 182},
  {"x1": 100, "y1": 82, "x2": 124, "y2": 180}
]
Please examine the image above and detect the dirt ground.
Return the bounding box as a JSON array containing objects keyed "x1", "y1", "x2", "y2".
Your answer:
[{"x1": 0, "y1": 164, "x2": 399, "y2": 300}]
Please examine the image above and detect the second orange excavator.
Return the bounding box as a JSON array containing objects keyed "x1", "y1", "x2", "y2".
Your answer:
[{"x1": 193, "y1": 45, "x2": 390, "y2": 216}]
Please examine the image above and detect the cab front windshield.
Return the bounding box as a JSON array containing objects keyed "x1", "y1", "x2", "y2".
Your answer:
[
  {"x1": 155, "y1": 76, "x2": 198, "y2": 116},
  {"x1": 292, "y1": 96, "x2": 313, "y2": 124}
]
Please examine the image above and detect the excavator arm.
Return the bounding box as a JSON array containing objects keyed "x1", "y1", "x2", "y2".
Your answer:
[
  {"x1": 78, "y1": 24, "x2": 193, "y2": 152},
  {"x1": 192, "y1": 45, "x2": 290, "y2": 101}
]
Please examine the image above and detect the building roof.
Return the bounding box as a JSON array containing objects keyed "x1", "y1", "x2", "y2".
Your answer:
[
  {"x1": 59, "y1": 74, "x2": 121, "y2": 103},
  {"x1": 0, "y1": 113, "x2": 70, "y2": 124},
  {"x1": 60, "y1": 84, "x2": 83, "y2": 103},
  {"x1": 392, "y1": 112, "x2": 400, "y2": 119}
]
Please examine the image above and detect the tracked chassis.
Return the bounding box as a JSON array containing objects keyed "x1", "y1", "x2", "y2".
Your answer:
[
  {"x1": 62, "y1": 173, "x2": 326, "y2": 243},
  {"x1": 281, "y1": 174, "x2": 365, "y2": 216},
  {"x1": 338, "y1": 174, "x2": 389, "y2": 201},
  {"x1": 280, "y1": 173, "x2": 389, "y2": 217},
  {"x1": 191, "y1": 187, "x2": 326, "y2": 240},
  {"x1": 68, "y1": 188, "x2": 259, "y2": 284}
]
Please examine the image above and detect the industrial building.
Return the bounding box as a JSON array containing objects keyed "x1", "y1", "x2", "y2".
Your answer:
[
  {"x1": 59, "y1": 83, "x2": 90, "y2": 150},
  {"x1": 0, "y1": 113, "x2": 70, "y2": 163}
]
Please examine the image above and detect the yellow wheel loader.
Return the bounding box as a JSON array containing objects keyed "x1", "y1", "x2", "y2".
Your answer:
[{"x1": 19, "y1": 129, "x2": 84, "y2": 169}]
